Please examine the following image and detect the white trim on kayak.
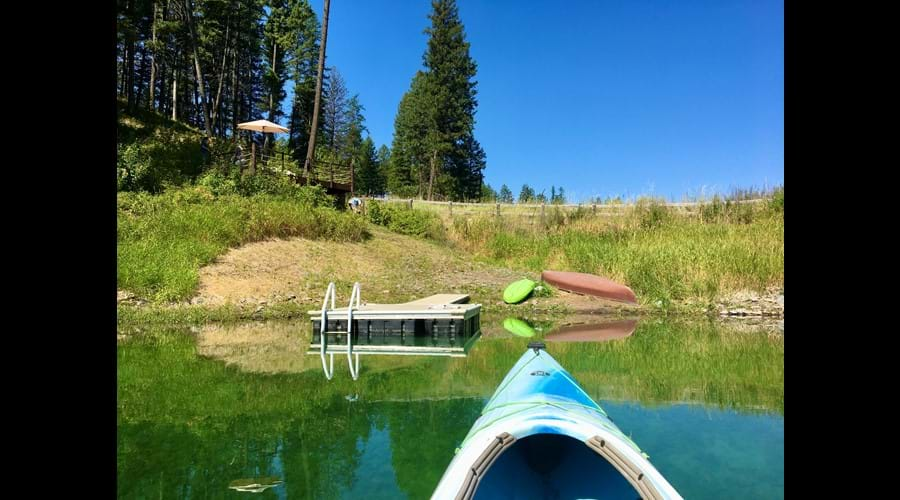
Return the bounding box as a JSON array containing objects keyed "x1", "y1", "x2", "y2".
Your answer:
[{"x1": 431, "y1": 347, "x2": 683, "y2": 500}]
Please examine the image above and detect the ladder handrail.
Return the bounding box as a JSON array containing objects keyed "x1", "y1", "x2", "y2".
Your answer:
[
  {"x1": 319, "y1": 282, "x2": 336, "y2": 380},
  {"x1": 346, "y1": 282, "x2": 361, "y2": 380}
]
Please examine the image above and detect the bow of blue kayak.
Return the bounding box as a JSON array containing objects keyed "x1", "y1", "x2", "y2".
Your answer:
[{"x1": 432, "y1": 344, "x2": 683, "y2": 500}]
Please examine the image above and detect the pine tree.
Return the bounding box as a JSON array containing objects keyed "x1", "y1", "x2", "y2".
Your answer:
[
  {"x1": 554, "y1": 187, "x2": 566, "y2": 204},
  {"x1": 518, "y1": 184, "x2": 535, "y2": 204},
  {"x1": 481, "y1": 183, "x2": 497, "y2": 202},
  {"x1": 355, "y1": 137, "x2": 386, "y2": 195},
  {"x1": 322, "y1": 67, "x2": 349, "y2": 151},
  {"x1": 390, "y1": 0, "x2": 484, "y2": 200},
  {"x1": 498, "y1": 184, "x2": 514, "y2": 203}
]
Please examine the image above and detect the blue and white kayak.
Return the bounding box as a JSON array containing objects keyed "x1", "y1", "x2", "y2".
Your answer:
[{"x1": 432, "y1": 343, "x2": 682, "y2": 499}]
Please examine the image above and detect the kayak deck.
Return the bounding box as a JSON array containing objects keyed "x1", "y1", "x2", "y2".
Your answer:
[{"x1": 431, "y1": 345, "x2": 682, "y2": 499}]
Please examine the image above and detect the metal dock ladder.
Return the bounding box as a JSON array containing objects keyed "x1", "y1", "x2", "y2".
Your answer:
[{"x1": 318, "y1": 282, "x2": 361, "y2": 380}]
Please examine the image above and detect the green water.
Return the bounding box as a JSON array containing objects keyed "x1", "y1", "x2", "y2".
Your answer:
[{"x1": 117, "y1": 316, "x2": 783, "y2": 499}]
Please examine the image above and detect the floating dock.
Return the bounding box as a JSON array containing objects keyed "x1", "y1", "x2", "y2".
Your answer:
[{"x1": 307, "y1": 283, "x2": 482, "y2": 379}]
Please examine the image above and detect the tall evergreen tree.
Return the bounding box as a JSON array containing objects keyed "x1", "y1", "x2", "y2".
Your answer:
[
  {"x1": 321, "y1": 67, "x2": 348, "y2": 151},
  {"x1": 390, "y1": 0, "x2": 484, "y2": 200},
  {"x1": 355, "y1": 137, "x2": 386, "y2": 195},
  {"x1": 519, "y1": 184, "x2": 535, "y2": 203},
  {"x1": 498, "y1": 184, "x2": 514, "y2": 203},
  {"x1": 481, "y1": 183, "x2": 497, "y2": 202}
]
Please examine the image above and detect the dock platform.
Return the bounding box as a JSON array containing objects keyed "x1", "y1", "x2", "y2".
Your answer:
[{"x1": 307, "y1": 283, "x2": 482, "y2": 379}]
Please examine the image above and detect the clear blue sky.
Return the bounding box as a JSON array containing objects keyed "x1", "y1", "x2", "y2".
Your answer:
[{"x1": 288, "y1": 0, "x2": 783, "y2": 202}]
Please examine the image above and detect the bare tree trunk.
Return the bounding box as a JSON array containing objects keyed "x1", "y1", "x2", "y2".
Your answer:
[
  {"x1": 211, "y1": 20, "x2": 230, "y2": 134},
  {"x1": 265, "y1": 42, "x2": 277, "y2": 151},
  {"x1": 179, "y1": 0, "x2": 212, "y2": 136},
  {"x1": 303, "y1": 0, "x2": 330, "y2": 182},
  {"x1": 268, "y1": 43, "x2": 277, "y2": 122},
  {"x1": 172, "y1": 66, "x2": 178, "y2": 120},
  {"x1": 231, "y1": 47, "x2": 238, "y2": 137},
  {"x1": 191, "y1": 48, "x2": 212, "y2": 137},
  {"x1": 148, "y1": 1, "x2": 158, "y2": 109},
  {"x1": 125, "y1": 0, "x2": 135, "y2": 110},
  {"x1": 428, "y1": 150, "x2": 437, "y2": 200},
  {"x1": 135, "y1": 45, "x2": 148, "y2": 107}
]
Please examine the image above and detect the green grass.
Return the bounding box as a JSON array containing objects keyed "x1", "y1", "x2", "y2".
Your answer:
[
  {"x1": 117, "y1": 189, "x2": 369, "y2": 303},
  {"x1": 447, "y1": 201, "x2": 784, "y2": 306}
]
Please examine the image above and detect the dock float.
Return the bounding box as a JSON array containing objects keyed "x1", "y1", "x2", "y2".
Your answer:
[{"x1": 307, "y1": 283, "x2": 482, "y2": 380}]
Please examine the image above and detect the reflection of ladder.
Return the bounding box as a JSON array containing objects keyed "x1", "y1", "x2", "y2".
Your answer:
[{"x1": 318, "y1": 282, "x2": 361, "y2": 380}]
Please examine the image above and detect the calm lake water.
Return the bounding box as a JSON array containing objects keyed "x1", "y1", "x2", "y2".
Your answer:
[{"x1": 117, "y1": 315, "x2": 783, "y2": 499}]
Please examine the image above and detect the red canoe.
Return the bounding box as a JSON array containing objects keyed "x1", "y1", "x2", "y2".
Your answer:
[
  {"x1": 541, "y1": 270, "x2": 637, "y2": 304},
  {"x1": 545, "y1": 319, "x2": 638, "y2": 342}
]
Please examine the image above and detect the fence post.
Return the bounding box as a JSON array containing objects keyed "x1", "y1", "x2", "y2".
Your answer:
[
  {"x1": 409, "y1": 199, "x2": 414, "y2": 210},
  {"x1": 250, "y1": 143, "x2": 256, "y2": 175},
  {"x1": 592, "y1": 203, "x2": 596, "y2": 216},
  {"x1": 541, "y1": 202, "x2": 545, "y2": 225},
  {"x1": 496, "y1": 203, "x2": 500, "y2": 217},
  {"x1": 449, "y1": 201, "x2": 453, "y2": 216}
]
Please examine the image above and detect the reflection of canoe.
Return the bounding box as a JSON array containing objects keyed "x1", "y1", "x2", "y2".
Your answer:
[
  {"x1": 541, "y1": 270, "x2": 637, "y2": 304},
  {"x1": 228, "y1": 477, "x2": 283, "y2": 493},
  {"x1": 546, "y1": 319, "x2": 638, "y2": 342},
  {"x1": 432, "y1": 344, "x2": 682, "y2": 499}
]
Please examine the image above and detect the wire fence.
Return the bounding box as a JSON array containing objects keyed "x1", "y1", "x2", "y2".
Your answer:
[{"x1": 361, "y1": 196, "x2": 769, "y2": 221}]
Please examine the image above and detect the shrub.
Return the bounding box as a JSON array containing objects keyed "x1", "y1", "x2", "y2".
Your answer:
[
  {"x1": 366, "y1": 200, "x2": 445, "y2": 239},
  {"x1": 634, "y1": 198, "x2": 672, "y2": 229}
]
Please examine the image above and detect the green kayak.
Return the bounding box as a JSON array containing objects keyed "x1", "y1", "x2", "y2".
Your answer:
[{"x1": 503, "y1": 279, "x2": 536, "y2": 304}]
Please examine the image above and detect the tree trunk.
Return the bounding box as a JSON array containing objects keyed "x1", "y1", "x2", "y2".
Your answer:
[
  {"x1": 211, "y1": 20, "x2": 230, "y2": 135},
  {"x1": 428, "y1": 150, "x2": 437, "y2": 200},
  {"x1": 191, "y1": 48, "x2": 212, "y2": 137},
  {"x1": 148, "y1": 1, "x2": 158, "y2": 110},
  {"x1": 231, "y1": 45, "x2": 238, "y2": 137},
  {"x1": 172, "y1": 66, "x2": 178, "y2": 120},
  {"x1": 268, "y1": 43, "x2": 277, "y2": 122},
  {"x1": 135, "y1": 44, "x2": 148, "y2": 107},
  {"x1": 265, "y1": 42, "x2": 277, "y2": 151},
  {"x1": 182, "y1": 0, "x2": 212, "y2": 137},
  {"x1": 125, "y1": 0, "x2": 136, "y2": 110},
  {"x1": 303, "y1": 0, "x2": 330, "y2": 182}
]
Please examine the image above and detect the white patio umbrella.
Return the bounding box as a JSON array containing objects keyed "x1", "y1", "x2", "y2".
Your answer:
[{"x1": 236, "y1": 119, "x2": 289, "y2": 134}]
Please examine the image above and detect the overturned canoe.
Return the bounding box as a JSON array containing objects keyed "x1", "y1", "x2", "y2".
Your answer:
[
  {"x1": 431, "y1": 344, "x2": 681, "y2": 499},
  {"x1": 541, "y1": 270, "x2": 637, "y2": 304}
]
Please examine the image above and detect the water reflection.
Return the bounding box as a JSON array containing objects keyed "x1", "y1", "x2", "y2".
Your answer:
[
  {"x1": 502, "y1": 317, "x2": 537, "y2": 337},
  {"x1": 545, "y1": 318, "x2": 638, "y2": 342},
  {"x1": 121, "y1": 317, "x2": 783, "y2": 499},
  {"x1": 228, "y1": 477, "x2": 283, "y2": 493}
]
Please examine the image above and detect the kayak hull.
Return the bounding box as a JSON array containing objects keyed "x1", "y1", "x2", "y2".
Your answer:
[
  {"x1": 431, "y1": 347, "x2": 681, "y2": 499},
  {"x1": 541, "y1": 270, "x2": 637, "y2": 304}
]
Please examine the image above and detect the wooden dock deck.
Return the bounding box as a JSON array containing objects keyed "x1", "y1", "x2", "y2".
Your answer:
[{"x1": 307, "y1": 290, "x2": 482, "y2": 360}]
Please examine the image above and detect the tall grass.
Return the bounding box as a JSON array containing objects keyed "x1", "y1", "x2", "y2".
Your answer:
[
  {"x1": 117, "y1": 187, "x2": 369, "y2": 302},
  {"x1": 366, "y1": 199, "x2": 445, "y2": 240},
  {"x1": 447, "y1": 198, "x2": 784, "y2": 305}
]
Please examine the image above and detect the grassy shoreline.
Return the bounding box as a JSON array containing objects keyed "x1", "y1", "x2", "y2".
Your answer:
[{"x1": 117, "y1": 188, "x2": 783, "y2": 327}]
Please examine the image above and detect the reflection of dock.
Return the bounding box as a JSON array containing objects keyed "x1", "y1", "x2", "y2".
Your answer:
[{"x1": 307, "y1": 284, "x2": 482, "y2": 379}]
